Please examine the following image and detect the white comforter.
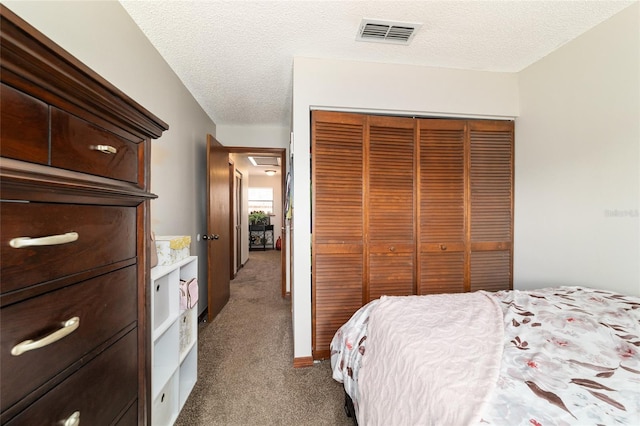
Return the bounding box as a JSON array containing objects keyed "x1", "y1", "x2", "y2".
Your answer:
[
  {"x1": 359, "y1": 292, "x2": 504, "y2": 426},
  {"x1": 331, "y1": 287, "x2": 640, "y2": 426}
]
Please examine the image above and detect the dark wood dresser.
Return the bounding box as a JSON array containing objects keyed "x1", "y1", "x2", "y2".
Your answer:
[{"x1": 0, "y1": 5, "x2": 168, "y2": 425}]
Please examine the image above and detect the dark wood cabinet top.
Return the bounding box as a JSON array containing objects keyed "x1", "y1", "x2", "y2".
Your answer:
[{"x1": 0, "y1": 5, "x2": 168, "y2": 141}]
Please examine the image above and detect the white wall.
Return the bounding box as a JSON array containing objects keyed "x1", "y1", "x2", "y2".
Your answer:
[
  {"x1": 218, "y1": 124, "x2": 288, "y2": 281},
  {"x1": 291, "y1": 57, "x2": 520, "y2": 359},
  {"x1": 515, "y1": 3, "x2": 640, "y2": 296},
  {"x1": 4, "y1": 1, "x2": 218, "y2": 316},
  {"x1": 217, "y1": 124, "x2": 289, "y2": 149}
]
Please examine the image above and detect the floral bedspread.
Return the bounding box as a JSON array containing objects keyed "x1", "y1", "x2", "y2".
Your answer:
[
  {"x1": 481, "y1": 287, "x2": 640, "y2": 425},
  {"x1": 331, "y1": 298, "x2": 379, "y2": 416},
  {"x1": 330, "y1": 286, "x2": 640, "y2": 425}
]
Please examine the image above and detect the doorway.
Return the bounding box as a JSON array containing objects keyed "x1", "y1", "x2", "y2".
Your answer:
[
  {"x1": 226, "y1": 148, "x2": 287, "y2": 298},
  {"x1": 204, "y1": 137, "x2": 288, "y2": 323}
]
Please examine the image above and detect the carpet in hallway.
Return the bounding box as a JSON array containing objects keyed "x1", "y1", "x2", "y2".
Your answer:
[{"x1": 174, "y1": 250, "x2": 353, "y2": 426}]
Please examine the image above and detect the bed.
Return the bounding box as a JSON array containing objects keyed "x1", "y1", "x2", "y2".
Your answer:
[{"x1": 330, "y1": 286, "x2": 640, "y2": 425}]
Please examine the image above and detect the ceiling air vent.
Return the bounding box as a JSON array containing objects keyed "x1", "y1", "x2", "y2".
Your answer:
[{"x1": 356, "y1": 19, "x2": 422, "y2": 45}]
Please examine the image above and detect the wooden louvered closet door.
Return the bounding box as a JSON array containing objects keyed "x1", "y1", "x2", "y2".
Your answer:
[
  {"x1": 312, "y1": 111, "x2": 365, "y2": 359},
  {"x1": 367, "y1": 116, "x2": 416, "y2": 301},
  {"x1": 311, "y1": 111, "x2": 514, "y2": 359},
  {"x1": 468, "y1": 120, "x2": 514, "y2": 291},
  {"x1": 418, "y1": 119, "x2": 466, "y2": 294}
]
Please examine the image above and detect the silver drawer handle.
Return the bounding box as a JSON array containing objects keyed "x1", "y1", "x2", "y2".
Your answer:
[
  {"x1": 89, "y1": 144, "x2": 117, "y2": 154},
  {"x1": 9, "y1": 232, "x2": 79, "y2": 248},
  {"x1": 62, "y1": 411, "x2": 80, "y2": 426},
  {"x1": 11, "y1": 316, "x2": 80, "y2": 356}
]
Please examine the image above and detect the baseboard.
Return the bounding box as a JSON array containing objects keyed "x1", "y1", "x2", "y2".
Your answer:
[
  {"x1": 293, "y1": 356, "x2": 314, "y2": 368},
  {"x1": 198, "y1": 308, "x2": 208, "y2": 323}
]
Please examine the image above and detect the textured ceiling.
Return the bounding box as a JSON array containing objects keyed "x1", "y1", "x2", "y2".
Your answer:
[{"x1": 120, "y1": 0, "x2": 635, "y2": 128}]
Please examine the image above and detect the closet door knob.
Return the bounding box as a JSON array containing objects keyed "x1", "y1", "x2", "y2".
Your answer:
[
  {"x1": 203, "y1": 234, "x2": 220, "y2": 240},
  {"x1": 440, "y1": 244, "x2": 447, "y2": 251}
]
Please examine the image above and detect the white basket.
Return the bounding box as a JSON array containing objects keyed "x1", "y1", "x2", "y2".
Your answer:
[{"x1": 155, "y1": 235, "x2": 191, "y2": 266}]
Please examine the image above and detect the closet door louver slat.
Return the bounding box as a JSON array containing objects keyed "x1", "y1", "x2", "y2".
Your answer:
[
  {"x1": 312, "y1": 111, "x2": 365, "y2": 358},
  {"x1": 421, "y1": 251, "x2": 466, "y2": 294},
  {"x1": 469, "y1": 121, "x2": 514, "y2": 291},
  {"x1": 314, "y1": 253, "x2": 363, "y2": 356},
  {"x1": 367, "y1": 117, "x2": 416, "y2": 301},
  {"x1": 470, "y1": 251, "x2": 511, "y2": 292},
  {"x1": 418, "y1": 119, "x2": 466, "y2": 294}
]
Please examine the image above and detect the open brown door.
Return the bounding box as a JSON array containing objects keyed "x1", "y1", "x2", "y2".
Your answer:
[{"x1": 206, "y1": 134, "x2": 230, "y2": 321}]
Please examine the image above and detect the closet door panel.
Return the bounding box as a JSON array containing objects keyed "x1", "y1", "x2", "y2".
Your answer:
[
  {"x1": 368, "y1": 116, "x2": 415, "y2": 244},
  {"x1": 369, "y1": 252, "x2": 414, "y2": 300},
  {"x1": 311, "y1": 111, "x2": 365, "y2": 358},
  {"x1": 469, "y1": 120, "x2": 514, "y2": 291},
  {"x1": 418, "y1": 119, "x2": 466, "y2": 294},
  {"x1": 313, "y1": 113, "x2": 365, "y2": 245},
  {"x1": 420, "y1": 251, "x2": 465, "y2": 294},
  {"x1": 367, "y1": 116, "x2": 416, "y2": 299},
  {"x1": 313, "y1": 251, "x2": 363, "y2": 357},
  {"x1": 470, "y1": 250, "x2": 511, "y2": 292}
]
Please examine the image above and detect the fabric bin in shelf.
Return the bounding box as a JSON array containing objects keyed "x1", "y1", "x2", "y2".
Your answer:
[
  {"x1": 179, "y1": 278, "x2": 198, "y2": 311},
  {"x1": 178, "y1": 277, "x2": 198, "y2": 354},
  {"x1": 179, "y1": 308, "x2": 195, "y2": 355},
  {"x1": 155, "y1": 235, "x2": 191, "y2": 266}
]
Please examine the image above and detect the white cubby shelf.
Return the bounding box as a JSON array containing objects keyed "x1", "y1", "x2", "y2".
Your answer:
[{"x1": 150, "y1": 256, "x2": 198, "y2": 425}]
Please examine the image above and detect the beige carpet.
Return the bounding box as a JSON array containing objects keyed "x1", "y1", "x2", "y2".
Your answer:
[{"x1": 175, "y1": 250, "x2": 353, "y2": 426}]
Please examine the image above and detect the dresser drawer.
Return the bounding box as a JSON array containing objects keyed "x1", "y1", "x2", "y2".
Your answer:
[
  {"x1": 115, "y1": 401, "x2": 138, "y2": 426},
  {"x1": 5, "y1": 329, "x2": 138, "y2": 426},
  {"x1": 1, "y1": 203, "x2": 136, "y2": 293},
  {"x1": 0, "y1": 266, "x2": 137, "y2": 413},
  {"x1": 0, "y1": 83, "x2": 49, "y2": 165},
  {"x1": 51, "y1": 107, "x2": 140, "y2": 183}
]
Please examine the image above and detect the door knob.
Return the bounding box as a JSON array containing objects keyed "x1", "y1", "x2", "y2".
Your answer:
[{"x1": 203, "y1": 234, "x2": 220, "y2": 240}]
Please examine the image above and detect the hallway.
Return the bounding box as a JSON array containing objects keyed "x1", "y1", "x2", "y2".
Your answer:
[{"x1": 175, "y1": 250, "x2": 351, "y2": 425}]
